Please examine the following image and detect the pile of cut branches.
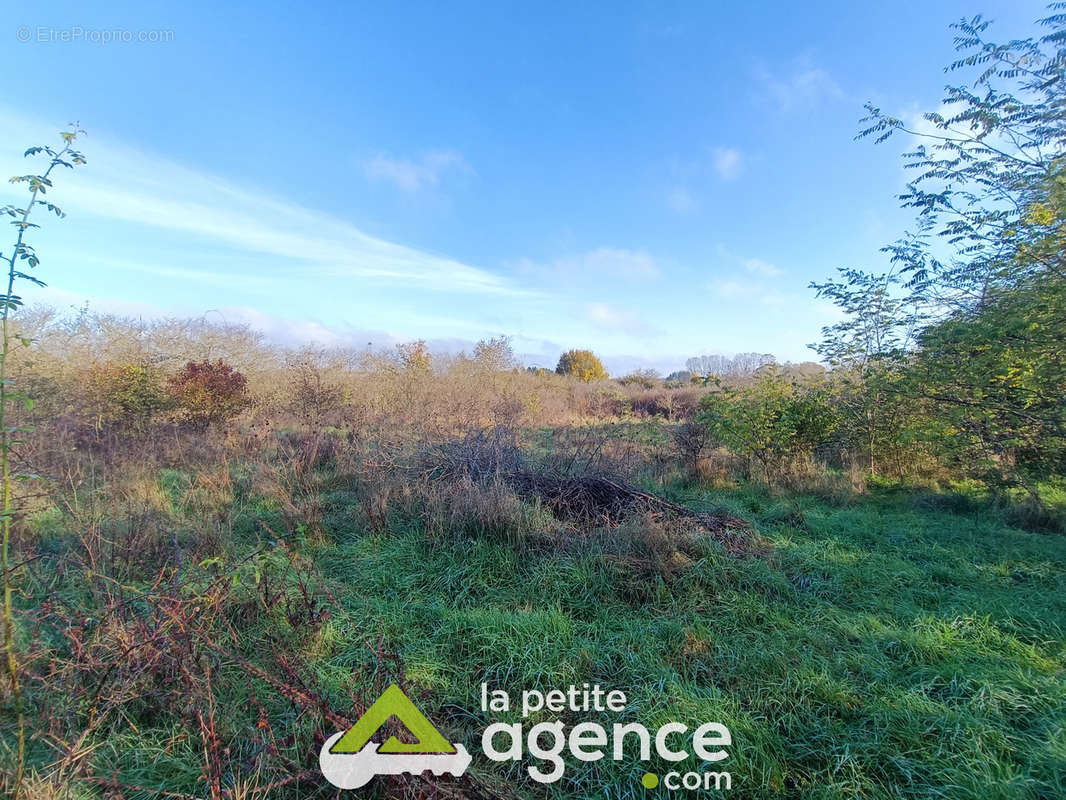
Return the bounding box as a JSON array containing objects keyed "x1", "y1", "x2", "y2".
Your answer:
[{"x1": 423, "y1": 428, "x2": 762, "y2": 555}]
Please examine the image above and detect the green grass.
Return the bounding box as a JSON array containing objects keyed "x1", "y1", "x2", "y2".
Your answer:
[
  {"x1": 10, "y1": 475, "x2": 1066, "y2": 799},
  {"x1": 297, "y1": 482, "x2": 1066, "y2": 799}
]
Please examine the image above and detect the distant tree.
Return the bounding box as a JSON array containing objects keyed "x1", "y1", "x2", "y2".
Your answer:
[
  {"x1": 664, "y1": 370, "x2": 693, "y2": 384},
  {"x1": 732, "y1": 352, "x2": 778, "y2": 375},
  {"x1": 556, "y1": 349, "x2": 608, "y2": 382},
  {"x1": 472, "y1": 335, "x2": 516, "y2": 372},
  {"x1": 685, "y1": 352, "x2": 776, "y2": 377},
  {"x1": 686, "y1": 354, "x2": 728, "y2": 376},
  {"x1": 618, "y1": 368, "x2": 660, "y2": 389},
  {"x1": 396, "y1": 339, "x2": 431, "y2": 373}
]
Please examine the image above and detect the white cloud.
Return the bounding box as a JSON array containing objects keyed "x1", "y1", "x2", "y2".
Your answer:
[
  {"x1": 758, "y1": 58, "x2": 843, "y2": 111},
  {"x1": 361, "y1": 149, "x2": 469, "y2": 193},
  {"x1": 710, "y1": 278, "x2": 754, "y2": 298},
  {"x1": 581, "y1": 247, "x2": 660, "y2": 281},
  {"x1": 743, "y1": 257, "x2": 784, "y2": 277},
  {"x1": 710, "y1": 278, "x2": 786, "y2": 306},
  {"x1": 0, "y1": 111, "x2": 514, "y2": 296},
  {"x1": 586, "y1": 302, "x2": 656, "y2": 335},
  {"x1": 518, "y1": 247, "x2": 661, "y2": 284},
  {"x1": 711, "y1": 146, "x2": 743, "y2": 180}
]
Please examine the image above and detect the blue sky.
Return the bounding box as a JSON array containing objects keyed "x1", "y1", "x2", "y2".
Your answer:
[{"x1": 0, "y1": 0, "x2": 1050, "y2": 373}]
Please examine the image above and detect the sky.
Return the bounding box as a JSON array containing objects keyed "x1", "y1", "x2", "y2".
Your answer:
[{"x1": 0, "y1": 0, "x2": 1052, "y2": 374}]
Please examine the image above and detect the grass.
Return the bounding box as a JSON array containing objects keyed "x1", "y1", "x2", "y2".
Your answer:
[
  {"x1": 303, "y1": 482, "x2": 1065, "y2": 798},
  {"x1": 5, "y1": 452, "x2": 1065, "y2": 800}
]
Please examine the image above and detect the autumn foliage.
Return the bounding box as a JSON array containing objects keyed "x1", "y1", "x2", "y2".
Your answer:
[
  {"x1": 167, "y1": 359, "x2": 249, "y2": 427},
  {"x1": 555, "y1": 349, "x2": 608, "y2": 382}
]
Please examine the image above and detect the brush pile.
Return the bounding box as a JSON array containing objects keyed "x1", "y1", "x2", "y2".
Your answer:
[{"x1": 424, "y1": 427, "x2": 761, "y2": 554}]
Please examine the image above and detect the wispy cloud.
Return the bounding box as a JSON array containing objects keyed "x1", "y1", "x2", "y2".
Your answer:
[
  {"x1": 710, "y1": 278, "x2": 786, "y2": 306},
  {"x1": 0, "y1": 111, "x2": 515, "y2": 296},
  {"x1": 757, "y1": 57, "x2": 843, "y2": 112},
  {"x1": 518, "y1": 247, "x2": 661, "y2": 284},
  {"x1": 743, "y1": 257, "x2": 784, "y2": 277},
  {"x1": 710, "y1": 278, "x2": 754, "y2": 299},
  {"x1": 667, "y1": 186, "x2": 696, "y2": 214},
  {"x1": 711, "y1": 146, "x2": 743, "y2": 180},
  {"x1": 586, "y1": 302, "x2": 657, "y2": 335},
  {"x1": 361, "y1": 149, "x2": 470, "y2": 193}
]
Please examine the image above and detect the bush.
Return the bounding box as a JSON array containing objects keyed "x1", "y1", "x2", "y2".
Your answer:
[
  {"x1": 89, "y1": 361, "x2": 170, "y2": 428},
  {"x1": 556, "y1": 349, "x2": 608, "y2": 382},
  {"x1": 167, "y1": 359, "x2": 249, "y2": 428},
  {"x1": 697, "y1": 374, "x2": 840, "y2": 486},
  {"x1": 618, "y1": 369, "x2": 659, "y2": 389}
]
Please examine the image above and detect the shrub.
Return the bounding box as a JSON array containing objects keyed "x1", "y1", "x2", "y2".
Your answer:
[
  {"x1": 286, "y1": 358, "x2": 345, "y2": 423},
  {"x1": 697, "y1": 374, "x2": 840, "y2": 485},
  {"x1": 674, "y1": 419, "x2": 713, "y2": 478},
  {"x1": 167, "y1": 359, "x2": 249, "y2": 428},
  {"x1": 556, "y1": 349, "x2": 608, "y2": 382},
  {"x1": 618, "y1": 369, "x2": 660, "y2": 389},
  {"x1": 89, "y1": 361, "x2": 170, "y2": 428}
]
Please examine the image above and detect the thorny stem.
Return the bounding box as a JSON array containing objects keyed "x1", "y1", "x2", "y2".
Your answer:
[{"x1": 2, "y1": 132, "x2": 79, "y2": 800}]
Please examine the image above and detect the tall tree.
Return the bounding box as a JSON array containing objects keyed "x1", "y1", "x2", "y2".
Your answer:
[{"x1": 815, "y1": 7, "x2": 1066, "y2": 488}]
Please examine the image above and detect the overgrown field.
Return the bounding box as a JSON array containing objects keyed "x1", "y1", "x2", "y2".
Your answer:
[{"x1": 4, "y1": 417, "x2": 1064, "y2": 800}]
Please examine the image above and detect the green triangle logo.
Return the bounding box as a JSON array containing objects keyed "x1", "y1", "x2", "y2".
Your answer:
[{"x1": 329, "y1": 684, "x2": 456, "y2": 755}]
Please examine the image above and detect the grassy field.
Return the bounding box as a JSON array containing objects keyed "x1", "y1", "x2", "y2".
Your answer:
[{"x1": 13, "y1": 437, "x2": 1065, "y2": 799}]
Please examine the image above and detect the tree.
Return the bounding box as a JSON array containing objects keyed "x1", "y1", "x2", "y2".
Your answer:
[
  {"x1": 686, "y1": 354, "x2": 729, "y2": 376},
  {"x1": 664, "y1": 370, "x2": 693, "y2": 384},
  {"x1": 814, "y1": 8, "x2": 1066, "y2": 490},
  {"x1": 396, "y1": 339, "x2": 432, "y2": 373},
  {"x1": 685, "y1": 352, "x2": 776, "y2": 377},
  {"x1": 555, "y1": 349, "x2": 608, "y2": 382},
  {"x1": 472, "y1": 335, "x2": 516, "y2": 372},
  {"x1": 809, "y1": 268, "x2": 923, "y2": 474}
]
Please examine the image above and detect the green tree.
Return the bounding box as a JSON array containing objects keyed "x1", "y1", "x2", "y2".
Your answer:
[
  {"x1": 809, "y1": 268, "x2": 923, "y2": 474},
  {"x1": 555, "y1": 349, "x2": 608, "y2": 382},
  {"x1": 816, "y1": 8, "x2": 1066, "y2": 491}
]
